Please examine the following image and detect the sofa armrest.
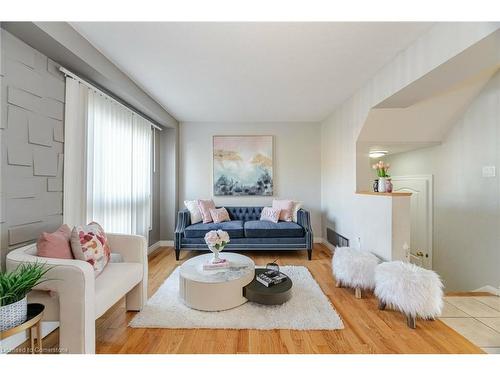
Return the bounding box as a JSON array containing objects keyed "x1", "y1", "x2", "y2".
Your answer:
[
  {"x1": 106, "y1": 233, "x2": 147, "y2": 264},
  {"x1": 298, "y1": 209, "x2": 313, "y2": 254},
  {"x1": 6, "y1": 245, "x2": 96, "y2": 353},
  {"x1": 6, "y1": 247, "x2": 95, "y2": 293},
  {"x1": 175, "y1": 209, "x2": 191, "y2": 252},
  {"x1": 297, "y1": 208, "x2": 312, "y2": 233},
  {"x1": 175, "y1": 209, "x2": 191, "y2": 233}
]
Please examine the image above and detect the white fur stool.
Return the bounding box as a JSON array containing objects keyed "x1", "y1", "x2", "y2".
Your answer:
[
  {"x1": 374, "y1": 261, "x2": 443, "y2": 329},
  {"x1": 332, "y1": 247, "x2": 380, "y2": 299}
]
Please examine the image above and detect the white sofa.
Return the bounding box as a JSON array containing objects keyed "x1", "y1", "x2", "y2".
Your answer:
[{"x1": 6, "y1": 233, "x2": 148, "y2": 354}]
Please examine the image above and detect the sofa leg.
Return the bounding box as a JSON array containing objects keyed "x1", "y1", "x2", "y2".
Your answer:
[
  {"x1": 406, "y1": 314, "x2": 416, "y2": 329},
  {"x1": 175, "y1": 249, "x2": 180, "y2": 261},
  {"x1": 307, "y1": 249, "x2": 312, "y2": 260},
  {"x1": 355, "y1": 287, "x2": 362, "y2": 299},
  {"x1": 378, "y1": 300, "x2": 386, "y2": 310}
]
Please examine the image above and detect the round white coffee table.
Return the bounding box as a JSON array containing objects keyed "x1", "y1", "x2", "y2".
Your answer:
[{"x1": 179, "y1": 253, "x2": 255, "y2": 311}]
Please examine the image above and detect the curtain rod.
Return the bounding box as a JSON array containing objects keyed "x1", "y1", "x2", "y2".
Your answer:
[{"x1": 59, "y1": 66, "x2": 162, "y2": 131}]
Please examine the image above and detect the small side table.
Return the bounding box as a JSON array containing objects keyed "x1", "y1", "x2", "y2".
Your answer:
[
  {"x1": 0, "y1": 303, "x2": 45, "y2": 354},
  {"x1": 243, "y1": 269, "x2": 293, "y2": 305}
]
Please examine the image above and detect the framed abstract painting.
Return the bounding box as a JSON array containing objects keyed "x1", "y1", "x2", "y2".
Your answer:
[{"x1": 213, "y1": 135, "x2": 273, "y2": 196}]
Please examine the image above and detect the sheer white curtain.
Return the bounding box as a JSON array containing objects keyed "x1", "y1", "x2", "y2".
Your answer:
[
  {"x1": 86, "y1": 91, "x2": 152, "y2": 238},
  {"x1": 63, "y1": 77, "x2": 89, "y2": 226}
]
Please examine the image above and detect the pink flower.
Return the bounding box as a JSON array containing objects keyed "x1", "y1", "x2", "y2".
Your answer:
[
  {"x1": 204, "y1": 230, "x2": 222, "y2": 246},
  {"x1": 217, "y1": 230, "x2": 230, "y2": 244}
]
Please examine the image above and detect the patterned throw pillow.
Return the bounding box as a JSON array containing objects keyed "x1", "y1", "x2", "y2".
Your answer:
[
  {"x1": 184, "y1": 200, "x2": 203, "y2": 224},
  {"x1": 70, "y1": 222, "x2": 111, "y2": 276},
  {"x1": 260, "y1": 207, "x2": 281, "y2": 223},
  {"x1": 210, "y1": 207, "x2": 230, "y2": 224},
  {"x1": 197, "y1": 199, "x2": 216, "y2": 223},
  {"x1": 272, "y1": 199, "x2": 294, "y2": 222}
]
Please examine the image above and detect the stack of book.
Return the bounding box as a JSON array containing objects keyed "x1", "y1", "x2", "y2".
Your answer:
[
  {"x1": 202, "y1": 258, "x2": 230, "y2": 271},
  {"x1": 256, "y1": 270, "x2": 287, "y2": 287}
]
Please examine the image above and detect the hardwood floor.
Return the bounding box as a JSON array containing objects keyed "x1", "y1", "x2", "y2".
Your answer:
[{"x1": 36, "y1": 244, "x2": 483, "y2": 354}]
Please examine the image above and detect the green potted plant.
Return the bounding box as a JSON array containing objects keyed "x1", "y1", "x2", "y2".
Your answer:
[{"x1": 0, "y1": 263, "x2": 51, "y2": 331}]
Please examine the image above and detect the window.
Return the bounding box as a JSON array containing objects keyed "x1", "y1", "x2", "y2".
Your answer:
[{"x1": 86, "y1": 91, "x2": 153, "y2": 238}]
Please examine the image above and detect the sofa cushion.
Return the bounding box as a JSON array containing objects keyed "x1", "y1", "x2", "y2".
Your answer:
[
  {"x1": 184, "y1": 220, "x2": 245, "y2": 239},
  {"x1": 244, "y1": 220, "x2": 304, "y2": 238}
]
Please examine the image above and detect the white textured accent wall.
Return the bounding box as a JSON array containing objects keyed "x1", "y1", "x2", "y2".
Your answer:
[
  {"x1": 320, "y1": 23, "x2": 499, "y2": 248},
  {"x1": 179, "y1": 122, "x2": 322, "y2": 235},
  {"x1": 0, "y1": 30, "x2": 65, "y2": 268}
]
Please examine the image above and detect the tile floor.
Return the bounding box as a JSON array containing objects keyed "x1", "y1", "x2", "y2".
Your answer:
[{"x1": 440, "y1": 296, "x2": 500, "y2": 354}]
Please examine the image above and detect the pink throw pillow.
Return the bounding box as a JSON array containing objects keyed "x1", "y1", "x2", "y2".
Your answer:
[
  {"x1": 260, "y1": 207, "x2": 281, "y2": 223},
  {"x1": 70, "y1": 222, "x2": 111, "y2": 276},
  {"x1": 210, "y1": 207, "x2": 230, "y2": 223},
  {"x1": 198, "y1": 199, "x2": 216, "y2": 223},
  {"x1": 272, "y1": 200, "x2": 294, "y2": 222},
  {"x1": 37, "y1": 224, "x2": 73, "y2": 259}
]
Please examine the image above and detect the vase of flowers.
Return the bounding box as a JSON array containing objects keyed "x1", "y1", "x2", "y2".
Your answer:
[
  {"x1": 204, "y1": 230, "x2": 230, "y2": 264},
  {"x1": 372, "y1": 161, "x2": 390, "y2": 193}
]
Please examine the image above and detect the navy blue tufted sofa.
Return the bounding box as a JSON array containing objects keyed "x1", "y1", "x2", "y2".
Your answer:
[{"x1": 174, "y1": 206, "x2": 313, "y2": 261}]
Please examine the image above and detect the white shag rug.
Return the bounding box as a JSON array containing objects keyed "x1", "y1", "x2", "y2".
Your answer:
[{"x1": 130, "y1": 266, "x2": 344, "y2": 330}]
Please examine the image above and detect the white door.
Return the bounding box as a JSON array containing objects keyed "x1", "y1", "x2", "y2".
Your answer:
[{"x1": 391, "y1": 175, "x2": 433, "y2": 269}]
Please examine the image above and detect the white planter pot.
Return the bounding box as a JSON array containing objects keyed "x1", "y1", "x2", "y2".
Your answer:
[
  {"x1": 378, "y1": 177, "x2": 387, "y2": 193},
  {"x1": 0, "y1": 296, "x2": 28, "y2": 331}
]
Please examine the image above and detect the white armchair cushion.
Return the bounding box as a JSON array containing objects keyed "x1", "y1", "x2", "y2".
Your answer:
[{"x1": 94, "y1": 262, "x2": 143, "y2": 318}]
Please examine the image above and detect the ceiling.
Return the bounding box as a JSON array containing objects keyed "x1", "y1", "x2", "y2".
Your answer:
[{"x1": 70, "y1": 22, "x2": 432, "y2": 123}]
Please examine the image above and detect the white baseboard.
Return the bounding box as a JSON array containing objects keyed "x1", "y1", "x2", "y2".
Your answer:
[
  {"x1": 313, "y1": 236, "x2": 323, "y2": 243},
  {"x1": 474, "y1": 285, "x2": 500, "y2": 296},
  {"x1": 0, "y1": 321, "x2": 58, "y2": 354},
  {"x1": 148, "y1": 240, "x2": 174, "y2": 255}
]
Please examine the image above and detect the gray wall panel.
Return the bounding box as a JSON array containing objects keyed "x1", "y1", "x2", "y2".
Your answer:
[
  {"x1": 1, "y1": 30, "x2": 35, "y2": 69},
  {"x1": 44, "y1": 74, "x2": 65, "y2": 102},
  {"x1": 7, "y1": 86, "x2": 41, "y2": 111},
  {"x1": 47, "y1": 58, "x2": 64, "y2": 80},
  {"x1": 7, "y1": 104, "x2": 28, "y2": 130},
  {"x1": 41, "y1": 97, "x2": 64, "y2": 120},
  {"x1": 32, "y1": 148, "x2": 58, "y2": 176},
  {"x1": 4, "y1": 58, "x2": 43, "y2": 97},
  {"x1": 7, "y1": 145, "x2": 32, "y2": 166},
  {"x1": 1, "y1": 29, "x2": 65, "y2": 267},
  {"x1": 53, "y1": 119, "x2": 63, "y2": 142},
  {"x1": 28, "y1": 114, "x2": 53, "y2": 146}
]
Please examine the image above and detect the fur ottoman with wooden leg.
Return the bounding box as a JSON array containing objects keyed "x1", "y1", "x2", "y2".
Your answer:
[
  {"x1": 374, "y1": 261, "x2": 443, "y2": 329},
  {"x1": 332, "y1": 247, "x2": 380, "y2": 299}
]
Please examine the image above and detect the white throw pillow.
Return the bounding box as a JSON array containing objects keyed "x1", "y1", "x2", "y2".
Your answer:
[
  {"x1": 260, "y1": 207, "x2": 281, "y2": 223},
  {"x1": 292, "y1": 201, "x2": 303, "y2": 222},
  {"x1": 184, "y1": 200, "x2": 203, "y2": 224}
]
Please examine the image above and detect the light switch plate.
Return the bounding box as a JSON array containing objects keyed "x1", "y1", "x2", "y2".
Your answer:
[{"x1": 482, "y1": 166, "x2": 496, "y2": 178}]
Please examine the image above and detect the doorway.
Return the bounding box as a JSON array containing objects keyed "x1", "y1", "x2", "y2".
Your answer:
[{"x1": 391, "y1": 175, "x2": 433, "y2": 269}]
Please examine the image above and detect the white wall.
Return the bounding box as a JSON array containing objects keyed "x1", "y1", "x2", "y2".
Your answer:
[
  {"x1": 179, "y1": 122, "x2": 322, "y2": 236},
  {"x1": 354, "y1": 194, "x2": 411, "y2": 262},
  {"x1": 320, "y1": 23, "x2": 498, "y2": 247},
  {"x1": 385, "y1": 71, "x2": 500, "y2": 291}
]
